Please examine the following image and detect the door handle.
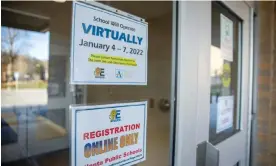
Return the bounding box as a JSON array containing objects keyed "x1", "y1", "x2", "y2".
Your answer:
[
  {"x1": 197, "y1": 141, "x2": 219, "y2": 166},
  {"x1": 159, "y1": 98, "x2": 170, "y2": 112}
]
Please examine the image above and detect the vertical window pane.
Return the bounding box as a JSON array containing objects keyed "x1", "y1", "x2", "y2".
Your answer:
[{"x1": 209, "y1": 2, "x2": 242, "y2": 144}]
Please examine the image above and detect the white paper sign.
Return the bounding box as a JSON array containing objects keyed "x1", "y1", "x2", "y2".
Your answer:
[
  {"x1": 216, "y1": 96, "x2": 234, "y2": 133},
  {"x1": 220, "y1": 14, "x2": 233, "y2": 62},
  {"x1": 71, "y1": 2, "x2": 148, "y2": 85},
  {"x1": 70, "y1": 101, "x2": 147, "y2": 166}
]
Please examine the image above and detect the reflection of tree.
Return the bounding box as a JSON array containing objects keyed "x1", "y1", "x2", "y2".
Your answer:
[
  {"x1": 1, "y1": 27, "x2": 30, "y2": 81},
  {"x1": 2, "y1": 28, "x2": 20, "y2": 69},
  {"x1": 211, "y1": 69, "x2": 223, "y2": 96},
  {"x1": 23, "y1": 57, "x2": 47, "y2": 80},
  {"x1": 35, "y1": 63, "x2": 46, "y2": 81},
  {"x1": 1, "y1": 27, "x2": 48, "y2": 84}
]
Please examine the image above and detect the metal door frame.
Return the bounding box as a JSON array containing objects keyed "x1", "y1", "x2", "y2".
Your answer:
[{"x1": 169, "y1": 1, "x2": 179, "y2": 166}]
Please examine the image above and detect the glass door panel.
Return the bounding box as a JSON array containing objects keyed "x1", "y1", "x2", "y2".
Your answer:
[{"x1": 209, "y1": 2, "x2": 243, "y2": 145}]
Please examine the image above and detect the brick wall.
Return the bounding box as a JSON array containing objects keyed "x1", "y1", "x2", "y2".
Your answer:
[{"x1": 255, "y1": 1, "x2": 276, "y2": 166}]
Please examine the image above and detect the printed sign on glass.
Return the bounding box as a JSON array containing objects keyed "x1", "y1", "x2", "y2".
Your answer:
[
  {"x1": 220, "y1": 14, "x2": 233, "y2": 62},
  {"x1": 216, "y1": 96, "x2": 234, "y2": 133},
  {"x1": 71, "y1": 2, "x2": 148, "y2": 85},
  {"x1": 70, "y1": 101, "x2": 147, "y2": 166}
]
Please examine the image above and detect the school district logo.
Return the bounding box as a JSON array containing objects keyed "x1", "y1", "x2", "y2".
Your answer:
[
  {"x1": 115, "y1": 69, "x2": 124, "y2": 79},
  {"x1": 94, "y1": 67, "x2": 105, "y2": 78},
  {"x1": 109, "y1": 109, "x2": 121, "y2": 122}
]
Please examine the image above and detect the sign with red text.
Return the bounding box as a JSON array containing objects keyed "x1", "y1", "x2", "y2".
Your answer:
[
  {"x1": 70, "y1": 101, "x2": 147, "y2": 166},
  {"x1": 216, "y1": 96, "x2": 234, "y2": 133}
]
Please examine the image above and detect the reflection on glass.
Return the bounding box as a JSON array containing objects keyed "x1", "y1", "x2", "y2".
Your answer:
[
  {"x1": 1, "y1": 26, "x2": 50, "y2": 162},
  {"x1": 209, "y1": 2, "x2": 242, "y2": 144},
  {"x1": 35, "y1": 109, "x2": 67, "y2": 141},
  {"x1": 1, "y1": 109, "x2": 18, "y2": 145},
  {"x1": 1, "y1": 26, "x2": 67, "y2": 163}
]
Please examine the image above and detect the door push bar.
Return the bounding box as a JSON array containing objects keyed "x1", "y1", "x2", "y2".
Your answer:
[{"x1": 197, "y1": 141, "x2": 219, "y2": 166}]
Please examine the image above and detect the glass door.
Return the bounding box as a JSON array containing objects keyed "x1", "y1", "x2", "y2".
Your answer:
[
  {"x1": 77, "y1": 2, "x2": 176, "y2": 165},
  {"x1": 174, "y1": 1, "x2": 252, "y2": 166},
  {"x1": 209, "y1": 2, "x2": 251, "y2": 165},
  {"x1": 1, "y1": 1, "x2": 177, "y2": 166}
]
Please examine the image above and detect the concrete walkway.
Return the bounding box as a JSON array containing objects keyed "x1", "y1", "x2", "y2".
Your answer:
[{"x1": 1, "y1": 89, "x2": 47, "y2": 107}]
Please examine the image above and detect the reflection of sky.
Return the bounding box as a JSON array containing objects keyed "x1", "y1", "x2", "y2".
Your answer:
[
  {"x1": 210, "y1": 46, "x2": 223, "y2": 76},
  {"x1": 1, "y1": 26, "x2": 49, "y2": 60},
  {"x1": 211, "y1": 46, "x2": 223, "y2": 86}
]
